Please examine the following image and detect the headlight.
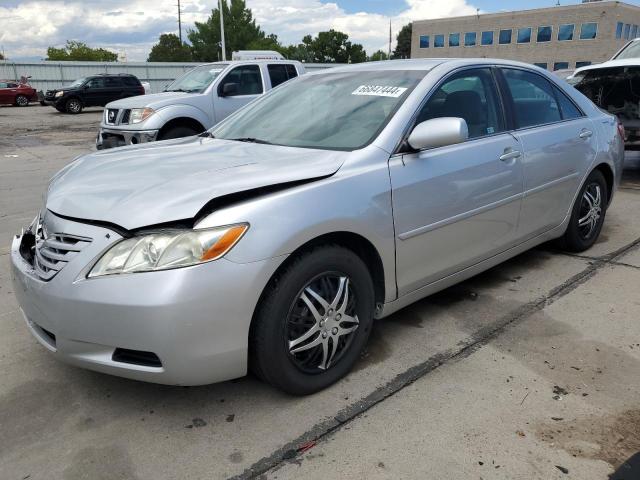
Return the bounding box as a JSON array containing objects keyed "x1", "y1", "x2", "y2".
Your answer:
[
  {"x1": 129, "y1": 107, "x2": 155, "y2": 124},
  {"x1": 88, "y1": 224, "x2": 248, "y2": 277},
  {"x1": 55, "y1": 91, "x2": 64, "y2": 97}
]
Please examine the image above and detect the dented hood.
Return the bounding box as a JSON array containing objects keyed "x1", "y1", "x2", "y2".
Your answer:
[{"x1": 46, "y1": 137, "x2": 347, "y2": 230}]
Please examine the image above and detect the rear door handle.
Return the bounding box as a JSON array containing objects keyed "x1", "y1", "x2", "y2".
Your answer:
[
  {"x1": 499, "y1": 150, "x2": 522, "y2": 162},
  {"x1": 579, "y1": 130, "x2": 593, "y2": 139}
]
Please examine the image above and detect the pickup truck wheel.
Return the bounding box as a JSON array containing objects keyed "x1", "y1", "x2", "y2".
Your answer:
[
  {"x1": 250, "y1": 246, "x2": 374, "y2": 395},
  {"x1": 65, "y1": 98, "x2": 82, "y2": 114},
  {"x1": 158, "y1": 126, "x2": 198, "y2": 140},
  {"x1": 15, "y1": 95, "x2": 29, "y2": 107},
  {"x1": 559, "y1": 169, "x2": 608, "y2": 252}
]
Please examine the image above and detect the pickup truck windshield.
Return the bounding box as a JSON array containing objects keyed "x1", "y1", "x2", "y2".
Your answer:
[
  {"x1": 614, "y1": 40, "x2": 640, "y2": 60},
  {"x1": 165, "y1": 64, "x2": 228, "y2": 93},
  {"x1": 212, "y1": 70, "x2": 426, "y2": 151}
]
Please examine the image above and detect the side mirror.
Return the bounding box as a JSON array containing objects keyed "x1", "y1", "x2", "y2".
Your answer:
[
  {"x1": 220, "y1": 82, "x2": 240, "y2": 97},
  {"x1": 407, "y1": 117, "x2": 469, "y2": 150}
]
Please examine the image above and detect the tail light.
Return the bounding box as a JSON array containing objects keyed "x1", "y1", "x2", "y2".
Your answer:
[
  {"x1": 617, "y1": 122, "x2": 626, "y2": 140},
  {"x1": 138, "y1": 85, "x2": 145, "y2": 95}
]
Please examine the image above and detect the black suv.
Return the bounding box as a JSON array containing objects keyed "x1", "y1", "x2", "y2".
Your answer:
[{"x1": 44, "y1": 74, "x2": 145, "y2": 114}]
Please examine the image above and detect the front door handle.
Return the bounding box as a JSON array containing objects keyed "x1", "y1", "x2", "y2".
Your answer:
[
  {"x1": 579, "y1": 129, "x2": 593, "y2": 139},
  {"x1": 499, "y1": 150, "x2": 522, "y2": 162}
]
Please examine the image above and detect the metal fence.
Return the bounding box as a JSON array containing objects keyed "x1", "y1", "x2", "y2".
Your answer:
[{"x1": 0, "y1": 61, "x2": 342, "y2": 93}]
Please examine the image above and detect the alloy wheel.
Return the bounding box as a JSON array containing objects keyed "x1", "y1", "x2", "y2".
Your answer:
[
  {"x1": 286, "y1": 273, "x2": 359, "y2": 373},
  {"x1": 578, "y1": 182, "x2": 602, "y2": 240},
  {"x1": 16, "y1": 95, "x2": 28, "y2": 106},
  {"x1": 67, "y1": 99, "x2": 81, "y2": 113}
]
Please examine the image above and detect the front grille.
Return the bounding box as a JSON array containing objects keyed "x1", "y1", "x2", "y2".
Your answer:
[
  {"x1": 121, "y1": 109, "x2": 131, "y2": 124},
  {"x1": 29, "y1": 216, "x2": 92, "y2": 281},
  {"x1": 106, "y1": 108, "x2": 119, "y2": 125}
]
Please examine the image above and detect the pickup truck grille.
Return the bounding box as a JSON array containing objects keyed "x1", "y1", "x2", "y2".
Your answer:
[
  {"x1": 105, "y1": 108, "x2": 131, "y2": 125},
  {"x1": 32, "y1": 217, "x2": 92, "y2": 281}
]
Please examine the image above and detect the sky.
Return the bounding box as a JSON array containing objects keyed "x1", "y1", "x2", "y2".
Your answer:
[{"x1": 0, "y1": 0, "x2": 638, "y2": 61}]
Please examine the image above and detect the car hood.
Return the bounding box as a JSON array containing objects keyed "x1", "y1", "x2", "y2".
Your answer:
[
  {"x1": 46, "y1": 137, "x2": 347, "y2": 230},
  {"x1": 572, "y1": 58, "x2": 640, "y2": 76},
  {"x1": 106, "y1": 91, "x2": 204, "y2": 110}
]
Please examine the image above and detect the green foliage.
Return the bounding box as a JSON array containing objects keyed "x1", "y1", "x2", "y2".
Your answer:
[
  {"x1": 46, "y1": 41, "x2": 118, "y2": 62},
  {"x1": 188, "y1": 0, "x2": 270, "y2": 61},
  {"x1": 369, "y1": 50, "x2": 389, "y2": 62},
  {"x1": 392, "y1": 23, "x2": 412, "y2": 59},
  {"x1": 0, "y1": 52, "x2": 4, "y2": 60},
  {"x1": 148, "y1": 34, "x2": 193, "y2": 62},
  {"x1": 286, "y1": 30, "x2": 366, "y2": 63}
]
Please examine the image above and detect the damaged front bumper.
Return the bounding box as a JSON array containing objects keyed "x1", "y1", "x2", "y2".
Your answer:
[{"x1": 96, "y1": 127, "x2": 159, "y2": 150}]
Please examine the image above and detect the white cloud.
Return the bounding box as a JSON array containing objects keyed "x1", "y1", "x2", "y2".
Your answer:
[{"x1": 0, "y1": 0, "x2": 478, "y2": 61}]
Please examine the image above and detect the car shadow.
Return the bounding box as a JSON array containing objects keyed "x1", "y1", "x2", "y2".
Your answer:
[{"x1": 610, "y1": 452, "x2": 640, "y2": 480}]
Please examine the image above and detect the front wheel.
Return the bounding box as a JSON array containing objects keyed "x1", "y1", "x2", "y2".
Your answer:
[
  {"x1": 158, "y1": 126, "x2": 198, "y2": 141},
  {"x1": 559, "y1": 169, "x2": 608, "y2": 252},
  {"x1": 15, "y1": 95, "x2": 29, "y2": 107},
  {"x1": 65, "y1": 98, "x2": 82, "y2": 114},
  {"x1": 250, "y1": 246, "x2": 375, "y2": 395}
]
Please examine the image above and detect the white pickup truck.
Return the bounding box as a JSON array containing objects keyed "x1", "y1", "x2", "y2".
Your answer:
[{"x1": 96, "y1": 60, "x2": 304, "y2": 149}]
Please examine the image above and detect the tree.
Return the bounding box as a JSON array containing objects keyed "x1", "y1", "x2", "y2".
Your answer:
[
  {"x1": 0, "y1": 52, "x2": 4, "y2": 60},
  {"x1": 148, "y1": 33, "x2": 193, "y2": 62},
  {"x1": 369, "y1": 50, "x2": 389, "y2": 62},
  {"x1": 392, "y1": 23, "x2": 412, "y2": 59},
  {"x1": 46, "y1": 41, "x2": 118, "y2": 61},
  {"x1": 290, "y1": 30, "x2": 366, "y2": 64},
  {"x1": 188, "y1": 0, "x2": 274, "y2": 62}
]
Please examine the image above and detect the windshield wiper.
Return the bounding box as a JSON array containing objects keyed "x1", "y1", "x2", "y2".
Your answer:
[
  {"x1": 229, "y1": 137, "x2": 273, "y2": 145},
  {"x1": 164, "y1": 88, "x2": 196, "y2": 93},
  {"x1": 199, "y1": 131, "x2": 215, "y2": 138}
]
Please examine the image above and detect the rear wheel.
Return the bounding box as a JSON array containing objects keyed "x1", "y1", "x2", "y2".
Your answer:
[
  {"x1": 559, "y1": 169, "x2": 608, "y2": 252},
  {"x1": 65, "y1": 98, "x2": 82, "y2": 114},
  {"x1": 158, "y1": 126, "x2": 198, "y2": 140},
  {"x1": 15, "y1": 95, "x2": 29, "y2": 107},
  {"x1": 250, "y1": 246, "x2": 375, "y2": 395}
]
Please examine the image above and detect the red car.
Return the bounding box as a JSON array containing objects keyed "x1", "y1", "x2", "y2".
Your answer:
[{"x1": 0, "y1": 80, "x2": 37, "y2": 106}]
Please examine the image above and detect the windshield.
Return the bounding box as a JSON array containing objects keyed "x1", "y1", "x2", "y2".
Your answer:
[
  {"x1": 212, "y1": 70, "x2": 426, "y2": 151},
  {"x1": 68, "y1": 77, "x2": 86, "y2": 88},
  {"x1": 165, "y1": 64, "x2": 228, "y2": 93},
  {"x1": 614, "y1": 40, "x2": 640, "y2": 60}
]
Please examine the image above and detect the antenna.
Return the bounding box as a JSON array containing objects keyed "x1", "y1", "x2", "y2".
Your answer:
[{"x1": 388, "y1": 19, "x2": 392, "y2": 59}]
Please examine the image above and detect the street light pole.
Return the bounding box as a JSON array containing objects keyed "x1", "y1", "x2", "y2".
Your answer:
[{"x1": 219, "y1": 0, "x2": 227, "y2": 61}]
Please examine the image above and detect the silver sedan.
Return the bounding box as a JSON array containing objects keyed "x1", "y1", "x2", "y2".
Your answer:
[{"x1": 10, "y1": 59, "x2": 624, "y2": 394}]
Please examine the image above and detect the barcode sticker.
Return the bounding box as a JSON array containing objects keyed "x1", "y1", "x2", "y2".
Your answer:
[{"x1": 352, "y1": 85, "x2": 408, "y2": 98}]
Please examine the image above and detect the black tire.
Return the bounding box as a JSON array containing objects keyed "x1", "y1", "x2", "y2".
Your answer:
[
  {"x1": 55, "y1": 105, "x2": 65, "y2": 113},
  {"x1": 250, "y1": 245, "x2": 375, "y2": 395},
  {"x1": 158, "y1": 126, "x2": 198, "y2": 140},
  {"x1": 40, "y1": 101, "x2": 46, "y2": 106},
  {"x1": 15, "y1": 95, "x2": 29, "y2": 107},
  {"x1": 559, "y1": 169, "x2": 608, "y2": 252},
  {"x1": 65, "y1": 98, "x2": 82, "y2": 114}
]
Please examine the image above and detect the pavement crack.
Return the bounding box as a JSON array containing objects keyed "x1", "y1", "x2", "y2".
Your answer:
[{"x1": 229, "y1": 234, "x2": 640, "y2": 480}]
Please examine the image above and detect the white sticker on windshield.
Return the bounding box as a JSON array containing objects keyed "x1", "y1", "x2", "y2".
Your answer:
[{"x1": 352, "y1": 85, "x2": 408, "y2": 98}]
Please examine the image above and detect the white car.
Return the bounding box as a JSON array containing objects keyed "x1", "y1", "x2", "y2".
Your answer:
[{"x1": 96, "y1": 60, "x2": 304, "y2": 149}]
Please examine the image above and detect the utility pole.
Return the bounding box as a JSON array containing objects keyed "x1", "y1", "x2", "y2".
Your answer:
[
  {"x1": 388, "y1": 19, "x2": 392, "y2": 59},
  {"x1": 177, "y1": 0, "x2": 183, "y2": 43},
  {"x1": 219, "y1": 0, "x2": 227, "y2": 61}
]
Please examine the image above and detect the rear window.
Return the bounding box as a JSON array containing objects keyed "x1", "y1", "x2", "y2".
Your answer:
[
  {"x1": 121, "y1": 76, "x2": 141, "y2": 86},
  {"x1": 501, "y1": 68, "x2": 562, "y2": 128},
  {"x1": 104, "y1": 77, "x2": 123, "y2": 87},
  {"x1": 268, "y1": 64, "x2": 298, "y2": 88}
]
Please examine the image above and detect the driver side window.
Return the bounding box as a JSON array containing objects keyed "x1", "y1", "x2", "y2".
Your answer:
[
  {"x1": 417, "y1": 68, "x2": 505, "y2": 139},
  {"x1": 220, "y1": 65, "x2": 264, "y2": 96}
]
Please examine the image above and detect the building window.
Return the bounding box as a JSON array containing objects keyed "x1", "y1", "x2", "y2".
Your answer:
[
  {"x1": 534, "y1": 63, "x2": 548, "y2": 70},
  {"x1": 449, "y1": 33, "x2": 460, "y2": 47},
  {"x1": 558, "y1": 24, "x2": 574, "y2": 41},
  {"x1": 434, "y1": 34, "x2": 445, "y2": 48},
  {"x1": 554, "y1": 62, "x2": 569, "y2": 71},
  {"x1": 499, "y1": 29, "x2": 512, "y2": 44},
  {"x1": 465, "y1": 32, "x2": 477, "y2": 46},
  {"x1": 576, "y1": 61, "x2": 592, "y2": 68},
  {"x1": 481, "y1": 31, "x2": 494, "y2": 45},
  {"x1": 537, "y1": 26, "x2": 552, "y2": 43},
  {"x1": 624, "y1": 24, "x2": 631, "y2": 39},
  {"x1": 580, "y1": 23, "x2": 597, "y2": 40},
  {"x1": 633, "y1": 25, "x2": 638, "y2": 39},
  {"x1": 419, "y1": 35, "x2": 430, "y2": 48},
  {"x1": 616, "y1": 22, "x2": 624, "y2": 39},
  {"x1": 517, "y1": 27, "x2": 532, "y2": 43}
]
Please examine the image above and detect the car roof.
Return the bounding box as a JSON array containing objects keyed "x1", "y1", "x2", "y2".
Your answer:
[
  {"x1": 308, "y1": 58, "x2": 547, "y2": 74},
  {"x1": 194, "y1": 60, "x2": 301, "y2": 68}
]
